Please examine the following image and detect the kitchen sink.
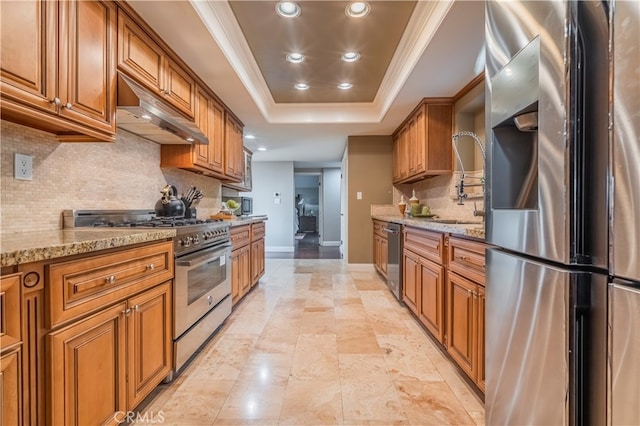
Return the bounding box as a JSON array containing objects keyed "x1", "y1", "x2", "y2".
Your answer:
[{"x1": 430, "y1": 219, "x2": 484, "y2": 225}]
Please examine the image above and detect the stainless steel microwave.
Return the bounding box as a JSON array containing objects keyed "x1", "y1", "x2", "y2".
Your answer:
[{"x1": 239, "y1": 197, "x2": 252, "y2": 216}]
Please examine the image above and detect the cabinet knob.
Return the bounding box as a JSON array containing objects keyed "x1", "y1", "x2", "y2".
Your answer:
[
  {"x1": 64, "y1": 102, "x2": 72, "y2": 110},
  {"x1": 146, "y1": 263, "x2": 155, "y2": 271},
  {"x1": 105, "y1": 275, "x2": 116, "y2": 284},
  {"x1": 456, "y1": 255, "x2": 469, "y2": 261},
  {"x1": 133, "y1": 304, "x2": 140, "y2": 312},
  {"x1": 51, "y1": 97, "x2": 61, "y2": 106},
  {"x1": 122, "y1": 308, "x2": 131, "y2": 316}
]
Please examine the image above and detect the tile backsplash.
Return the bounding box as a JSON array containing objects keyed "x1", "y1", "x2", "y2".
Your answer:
[
  {"x1": 1, "y1": 120, "x2": 223, "y2": 233},
  {"x1": 392, "y1": 170, "x2": 485, "y2": 220}
]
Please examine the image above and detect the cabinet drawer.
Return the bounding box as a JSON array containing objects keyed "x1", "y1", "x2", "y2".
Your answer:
[
  {"x1": 403, "y1": 227, "x2": 444, "y2": 264},
  {"x1": 448, "y1": 237, "x2": 486, "y2": 285},
  {"x1": 0, "y1": 273, "x2": 22, "y2": 352},
  {"x1": 373, "y1": 220, "x2": 388, "y2": 238},
  {"x1": 251, "y1": 222, "x2": 265, "y2": 241},
  {"x1": 231, "y1": 225, "x2": 251, "y2": 249},
  {"x1": 48, "y1": 241, "x2": 173, "y2": 327}
]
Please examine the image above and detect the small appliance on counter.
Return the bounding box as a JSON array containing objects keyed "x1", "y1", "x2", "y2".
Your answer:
[{"x1": 222, "y1": 196, "x2": 253, "y2": 216}]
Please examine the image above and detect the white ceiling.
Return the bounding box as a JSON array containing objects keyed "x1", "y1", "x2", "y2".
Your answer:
[{"x1": 126, "y1": 0, "x2": 486, "y2": 165}]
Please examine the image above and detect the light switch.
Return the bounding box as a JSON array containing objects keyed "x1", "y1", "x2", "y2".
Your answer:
[{"x1": 356, "y1": 191, "x2": 362, "y2": 200}]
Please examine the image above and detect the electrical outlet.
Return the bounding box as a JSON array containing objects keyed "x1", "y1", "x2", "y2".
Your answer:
[{"x1": 14, "y1": 153, "x2": 33, "y2": 180}]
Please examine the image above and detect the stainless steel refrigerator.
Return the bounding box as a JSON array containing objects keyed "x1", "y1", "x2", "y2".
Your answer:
[
  {"x1": 608, "y1": 1, "x2": 640, "y2": 424},
  {"x1": 485, "y1": 1, "x2": 618, "y2": 424}
]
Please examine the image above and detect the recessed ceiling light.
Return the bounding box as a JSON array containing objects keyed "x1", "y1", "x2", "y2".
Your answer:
[
  {"x1": 341, "y1": 52, "x2": 360, "y2": 62},
  {"x1": 244, "y1": 134, "x2": 256, "y2": 140},
  {"x1": 257, "y1": 147, "x2": 267, "y2": 151},
  {"x1": 286, "y1": 53, "x2": 304, "y2": 63},
  {"x1": 346, "y1": 1, "x2": 370, "y2": 18},
  {"x1": 295, "y1": 83, "x2": 310, "y2": 90},
  {"x1": 337, "y1": 82, "x2": 353, "y2": 90},
  {"x1": 276, "y1": 1, "x2": 300, "y2": 18}
]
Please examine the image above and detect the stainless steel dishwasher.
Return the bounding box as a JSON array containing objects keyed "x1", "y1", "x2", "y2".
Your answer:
[{"x1": 384, "y1": 222, "x2": 403, "y2": 303}]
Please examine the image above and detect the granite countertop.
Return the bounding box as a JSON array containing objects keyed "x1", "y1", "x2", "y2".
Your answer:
[
  {"x1": 227, "y1": 215, "x2": 268, "y2": 227},
  {"x1": 0, "y1": 228, "x2": 176, "y2": 267},
  {"x1": 372, "y1": 215, "x2": 485, "y2": 240}
]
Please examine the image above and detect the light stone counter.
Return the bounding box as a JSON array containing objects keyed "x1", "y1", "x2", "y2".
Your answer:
[
  {"x1": 227, "y1": 215, "x2": 268, "y2": 227},
  {"x1": 1, "y1": 228, "x2": 176, "y2": 267},
  {"x1": 372, "y1": 215, "x2": 485, "y2": 240}
]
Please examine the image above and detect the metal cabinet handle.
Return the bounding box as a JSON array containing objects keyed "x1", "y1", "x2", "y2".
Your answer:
[
  {"x1": 146, "y1": 263, "x2": 155, "y2": 271},
  {"x1": 105, "y1": 275, "x2": 116, "y2": 284},
  {"x1": 456, "y1": 255, "x2": 469, "y2": 261},
  {"x1": 122, "y1": 308, "x2": 131, "y2": 316},
  {"x1": 133, "y1": 304, "x2": 140, "y2": 312},
  {"x1": 64, "y1": 102, "x2": 72, "y2": 109},
  {"x1": 51, "y1": 97, "x2": 61, "y2": 106}
]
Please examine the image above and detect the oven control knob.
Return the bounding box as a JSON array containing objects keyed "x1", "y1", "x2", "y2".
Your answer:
[
  {"x1": 193, "y1": 235, "x2": 200, "y2": 244},
  {"x1": 183, "y1": 237, "x2": 191, "y2": 247}
]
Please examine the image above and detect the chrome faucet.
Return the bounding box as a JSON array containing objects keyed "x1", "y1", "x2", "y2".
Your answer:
[{"x1": 452, "y1": 131, "x2": 486, "y2": 205}]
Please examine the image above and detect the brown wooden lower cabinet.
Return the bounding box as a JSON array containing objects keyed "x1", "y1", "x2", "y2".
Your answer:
[
  {"x1": 1, "y1": 348, "x2": 22, "y2": 426},
  {"x1": 232, "y1": 221, "x2": 265, "y2": 305},
  {"x1": 400, "y1": 228, "x2": 487, "y2": 392},
  {"x1": 251, "y1": 238, "x2": 265, "y2": 287},
  {"x1": 231, "y1": 245, "x2": 250, "y2": 305},
  {"x1": 402, "y1": 248, "x2": 445, "y2": 344},
  {"x1": 446, "y1": 270, "x2": 485, "y2": 391},
  {"x1": 48, "y1": 281, "x2": 172, "y2": 426}
]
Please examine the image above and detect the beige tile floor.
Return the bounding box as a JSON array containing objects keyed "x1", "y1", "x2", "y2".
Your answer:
[{"x1": 137, "y1": 259, "x2": 485, "y2": 426}]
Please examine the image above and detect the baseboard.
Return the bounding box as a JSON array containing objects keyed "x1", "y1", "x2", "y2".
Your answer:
[
  {"x1": 265, "y1": 246, "x2": 294, "y2": 252},
  {"x1": 320, "y1": 241, "x2": 341, "y2": 247}
]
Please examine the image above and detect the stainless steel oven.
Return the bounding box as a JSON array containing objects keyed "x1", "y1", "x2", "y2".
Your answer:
[{"x1": 173, "y1": 242, "x2": 231, "y2": 372}]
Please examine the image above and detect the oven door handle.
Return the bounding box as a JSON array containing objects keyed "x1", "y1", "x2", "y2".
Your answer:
[{"x1": 175, "y1": 243, "x2": 232, "y2": 268}]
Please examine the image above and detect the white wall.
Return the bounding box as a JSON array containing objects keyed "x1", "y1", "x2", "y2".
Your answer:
[
  {"x1": 321, "y1": 168, "x2": 341, "y2": 245},
  {"x1": 247, "y1": 161, "x2": 295, "y2": 252}
]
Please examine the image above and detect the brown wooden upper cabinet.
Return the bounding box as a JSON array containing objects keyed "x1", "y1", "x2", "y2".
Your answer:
[
  {"x1": 392, "y1": 98, "x2": 454, "y2": 184},
  {"x1": 224, "y1": 113, "x2": 245, "y2": 183},
  {"x1": 117, "y1": 8, "x2": 195, "y2": 119},
  {"x1": 160, "y1": 85, "x2": 226, "y2": 178},
  {"x1": 1, "y1": 0, "x2": 117, "y2": 141}
]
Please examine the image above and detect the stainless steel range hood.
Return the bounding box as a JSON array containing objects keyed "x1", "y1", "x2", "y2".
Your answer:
[{"x1": 116, "y1": 73, "x2": 208, "y2": 145}]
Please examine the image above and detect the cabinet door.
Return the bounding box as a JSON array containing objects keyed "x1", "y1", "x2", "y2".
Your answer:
[
  {"x1": 58, "y1": 0, "x2": 116, "y2": 134},
  {"x1": 207, "y1": 97, "x2": 225, "y2": 173},
  {"x1": 194, "y1": 89, "x2": 210, "y2": 168},
  {"x1": 231, "y1": 249, "x2": 242, "y2": 305},
  {"x1": 418, "y1": 257, "x2": 445, "y2": 343},
  {"x1": 126, "y1": 282, "x2": 172, "y2": 409},
  {"x1": 224, "y1": 115, "x2": 244, "y2": 181},
  {"x1": 1, "y1": 273, "x2": 22, "y2": 350},
  {"x1": 413, "y1": 105, "x2": 426, "y2": 174},
  {"x1": 162, "y1": 56, "x2": 195, "y2": 119},
  {"x1": 392, "y1": 137, "x2": 401, "y2": 182},
  {"x1": 0, "y1": 0, "x2": 57, "y2": 113},
  {"x1": 475, "y1": 285, "x2": 485, "y2": 392},
  {"x1": 250, "y1": 239, "x2": 265, "y2": 287},
  {"x1": 446, "y1": 271, "x2": 475, "y2": 378},
  {"x1": 402, "y1": 250, "x2": 420, "y2": 315},
  {"x1": 117, "y1": 9, "x2": 164, "y2": 96},
  {"x1": 0, "y1": 348, "x2": 22, "y2": 426},
  {"x1": 240, "y1": 247, "x2": 251, "y2": 296},
  {"x1": 407, "y1": 116, "x2": 418, "y2": 175},
  {"x1": 48, "y1": 302, "x2": 127, "y2": 426}
]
